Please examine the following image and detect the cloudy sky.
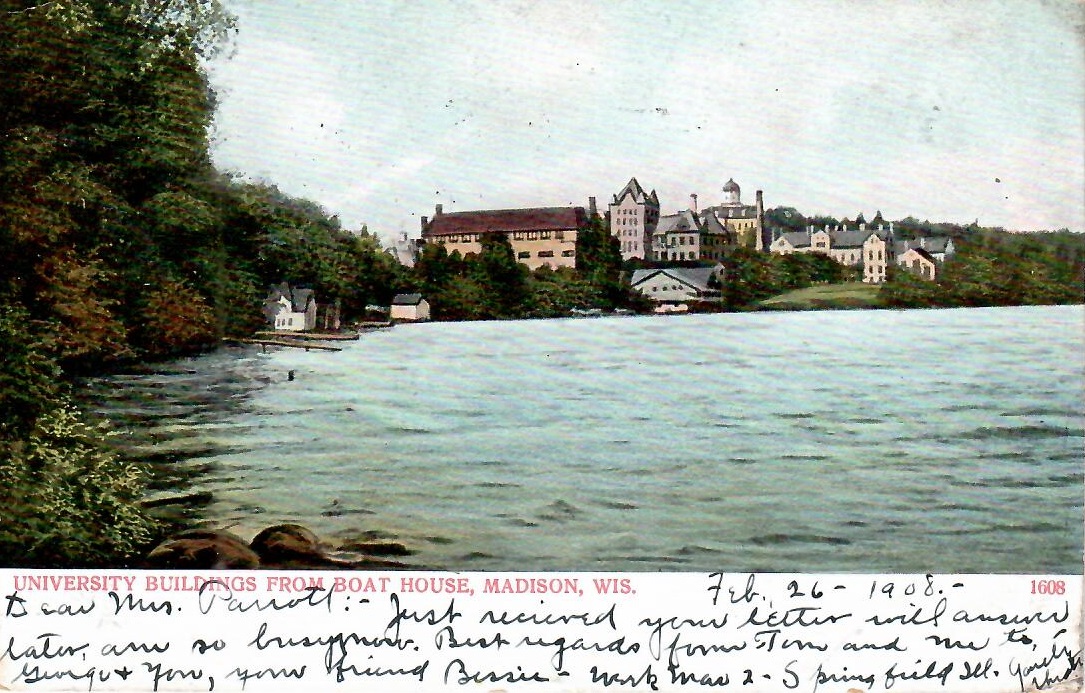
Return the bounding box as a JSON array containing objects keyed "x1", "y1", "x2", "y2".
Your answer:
[{"x1": 206, "y1": 0, "x2": 1085, "y2": 242}]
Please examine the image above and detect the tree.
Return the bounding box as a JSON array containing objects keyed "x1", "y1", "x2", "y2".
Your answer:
[
  {"x1": 575, "y1": 213, "x2": 624, "y2": 307},
  {"x1": 471, "y1": 232, "x2": 529, "y2": 317}
]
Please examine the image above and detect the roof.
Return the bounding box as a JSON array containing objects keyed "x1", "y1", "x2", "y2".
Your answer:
[
  {"x1": 774, "y1": 231, "x2": 811, "y2": 248},
  {"x1": 900, "y1": 246, "x2": 937, "y2": 263},
  {"x1": 699, "y1": 212, "x2": 732, "y2": 237},
  {"x1": 895, "y1": 236, "x2": 953, "y2": 254},
  {"x1": 422, "y1": 207, "x2": 587, "y2": 238},
  {"x1": 263, "y1": 283, "x2": 315, "y2": 312},
  {"x1": 703, "y1": 204, "x2": 757, "y2": 219},
  {"x1": 392, "y1": 293, "x2": 425, "y2": 305},
  {"x1": 655, "y1": 210, "x2": 701, "y2": 234},
  {"x1": 612, "y1": 177, "x2": 659, "y2": 206},
  {"x1": 830, "y1": 230, "x2": 876, "y2": 248},
  {"x1": 631, "y1": 266, "x2": 719, "y2": 292}
]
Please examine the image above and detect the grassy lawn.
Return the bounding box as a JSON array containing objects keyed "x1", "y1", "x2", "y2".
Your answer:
[{"x1": 758, "y1": 282, "x2": 884, "y2": 310}]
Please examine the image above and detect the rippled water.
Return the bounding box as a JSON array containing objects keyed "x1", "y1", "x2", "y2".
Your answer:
[{"x1": 79, "y1": 305, "x2": 1084, "y2": 573}]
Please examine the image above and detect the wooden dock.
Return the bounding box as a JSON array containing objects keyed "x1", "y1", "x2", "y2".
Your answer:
[
  {"x1": 253, "y1": 330, "x2": 360, "y2": 341},
  {"x1": 227, "y1": 338, "x2": 343, "y2": 352}
]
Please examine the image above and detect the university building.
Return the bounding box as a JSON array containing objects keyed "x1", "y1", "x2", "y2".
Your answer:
[
  {"x1": 608, "y1": 177, "x2": 660, "y2": 261},
  {"x1": 769, "y1": 223, "x2": 895, "y2": 283},
  {"x1": 419, "y1": 203, "x2": 591, "y2": 271}
]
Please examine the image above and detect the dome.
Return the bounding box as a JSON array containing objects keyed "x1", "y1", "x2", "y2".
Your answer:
[{"x1": 722, "y1": 178, "x2": 740, "y2": 192}]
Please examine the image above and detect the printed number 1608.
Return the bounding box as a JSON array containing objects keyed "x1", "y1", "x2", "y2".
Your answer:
[{"x1": 1030, "y1": 579, "x2": 1066, "y2": 595}]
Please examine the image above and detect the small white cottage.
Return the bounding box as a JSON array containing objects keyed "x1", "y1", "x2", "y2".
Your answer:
[
  {"x1": 390, "y1": 293, "x2": 430, "y2": 322},
  {"x1": 262, "y1": 283, "x2": 318, "y2": 332}
]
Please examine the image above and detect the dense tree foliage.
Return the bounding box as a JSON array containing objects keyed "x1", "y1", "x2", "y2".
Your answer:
[
  {"x1": 883, "y1": 231, "x2": 1083, "y2": 308},
  {"x1": 723, "y1": 248, "x2": 851, "y2": 309}
]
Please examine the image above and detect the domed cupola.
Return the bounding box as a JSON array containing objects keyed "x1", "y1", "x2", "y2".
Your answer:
[{"x1": 722, "y1": 178, "x2": 741, "y2": 206}]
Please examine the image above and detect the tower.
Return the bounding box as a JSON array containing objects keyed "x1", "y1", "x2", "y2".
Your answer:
[
  {"x1": 608, "y1": 177, "x2": 660, "y2": 261},
  {"x1": 721, "y1": 178, "x2": 741, "y2": 206}
]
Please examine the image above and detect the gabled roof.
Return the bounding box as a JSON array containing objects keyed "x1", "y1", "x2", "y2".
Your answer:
[
  {"x1": 392, "y1": 293, "x2": 425, "y2": 305},
  {"x1": 613, "y1": 177, "x2": 659, "y2": 207},
  {"x1": 774, "y1": 231, "x2": 811, "y2": 248},
  {"x1": 630, "y1": 266, "x2": 719, "y2": 292},
  {"x1": 900, "y1": 246, "x2": 937, "y2": 263},
  {"x1": 830, "y1": 230, "x2": 877, "y2": 248},
  {"x1": 422, "y1": 207, "x2": 587, "y2": 237},
  {"x1": 655, "y1": 210, "x2": 701, "y2": 234},
  {"x1": 264, "y1": 282, "x2": 315, "y2": 313},
  {"x1": 699, "y1": 212, "x2": 732, "y2": 237},
  {"x1": 895, "y1": 236, "x2": 953, "y2": 255}
]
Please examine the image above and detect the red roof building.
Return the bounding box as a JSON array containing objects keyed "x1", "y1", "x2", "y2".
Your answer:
[{"x1": 420, "y1": 204, "x2": 589, "y2": 270}]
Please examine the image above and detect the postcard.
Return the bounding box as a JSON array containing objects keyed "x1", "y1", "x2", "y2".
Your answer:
[{"x1": 0, "y1": 0, "x2": 1081, "y2": 690}]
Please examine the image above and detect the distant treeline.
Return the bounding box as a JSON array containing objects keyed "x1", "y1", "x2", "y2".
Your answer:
[{"x1": 761, "y1": 208, "x2": 1084, "y2": 309}]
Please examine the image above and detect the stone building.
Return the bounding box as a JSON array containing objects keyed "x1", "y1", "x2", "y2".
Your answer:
[
  {"x1": 698, "y1": 179, "x2": 768, "y2": 251},
  {"x1": 770, "y1": 223, "x2": 894, "y2": 283},
  {"x1": 608, "y1": 177, "x2": 660, "y2": 261},
  {"x1": 420, "y1": 204, "x2": 588, "y2": 270}
]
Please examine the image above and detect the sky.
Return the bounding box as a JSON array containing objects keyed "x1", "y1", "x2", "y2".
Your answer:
[{"x1": 206, "y1": 0, "x2": 1085, "y2": 243}]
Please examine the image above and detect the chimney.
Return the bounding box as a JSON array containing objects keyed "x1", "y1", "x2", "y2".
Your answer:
[
  {"x1": 690, "y1": 193, "x2": 698, "y2": 213},
  {"x1": 755, "y1": 190, "x2": 766, "y2": 251},
  {"x1": 421, "y1": 215, "x2": 428, "y2": 231},
  {"x1": 435, "y1": 204, "x2": 443, "y2": 216},
  {"x1": 919, "y1": 237, "x2": 926, "y2": 249},
  {"x1": 588, "y1": 196, "x2": 597, "y2": 217}
]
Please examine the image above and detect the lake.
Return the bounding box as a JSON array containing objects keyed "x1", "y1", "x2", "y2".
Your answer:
[{"x1": 79, "y1": 305, "x2": 1084, "y2": 573}]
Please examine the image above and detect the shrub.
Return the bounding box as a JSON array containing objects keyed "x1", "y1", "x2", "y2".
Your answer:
[{"x1": 0, "y1": 398, "x2": 158, "y2": 568}]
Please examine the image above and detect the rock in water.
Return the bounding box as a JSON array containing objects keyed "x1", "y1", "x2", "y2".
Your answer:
[
  {"x1": 144, "y1": 529, "x2": 261, "y2": 569},
  {"x1": 250, "y1": 524, "x2": 324, "y2": 564}
]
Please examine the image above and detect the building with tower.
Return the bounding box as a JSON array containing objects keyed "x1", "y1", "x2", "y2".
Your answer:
[
  {"x1": 608, "y1": 177, "x2": 660, "y2": 261},
  {"x1": 698, "y1": 179, "x2": 768, "y2": 251}
]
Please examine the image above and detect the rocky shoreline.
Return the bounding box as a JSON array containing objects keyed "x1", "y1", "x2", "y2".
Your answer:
[{"x1": 143, "y1": 524, "x2": 414, "y2": 570}]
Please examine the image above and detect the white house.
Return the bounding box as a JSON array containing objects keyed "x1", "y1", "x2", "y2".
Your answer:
[
  {"x1": 390, "y1": 293, "x2": 431, "y2": 322},
  {"x1": 630, "y1": 266, "x2": 723, "y2": 308},
  {"x1": 897, "y1": 247, "x2": 940, "y2": 280},
  {"x1": 262, "y1": 283, "x2": 318, "y2": 332}
]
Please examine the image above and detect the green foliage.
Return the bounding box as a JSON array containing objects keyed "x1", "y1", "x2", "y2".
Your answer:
[
  {"x1": 724, "y1": 249, "x2": 851, "y2": 309},
  {"x1": 882, "y1": 232, "x2": 1083, "y2": 308},
  {"x1": 764, "y1": 207, "x2": 806, "y2": 234},
  {"x1": 575, "y1": 213, "x2": 626, "y2": 308},
  {"x1": 526, "y1": 266, "x2": 604, "y2": 318},
  {"x1": 0, "y1": 399, "x2": 157, "y2": 568},
  {"x1": 471, "y1": 232, "x2": 530, "y2": 317},
  {"x1": 0, "y1": 306, "x2": 61, "y2": 439},
  {"x1": 0, "y1": 306, "x2": 155, "y2": 567},
  {"x1": 881, "y1": 263, "x2": 945, "y2": 308}
]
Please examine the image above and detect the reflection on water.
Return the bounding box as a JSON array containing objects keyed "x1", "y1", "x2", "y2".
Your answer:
[{"x1": 78, "y1": 305, "x2": 1084, "y2": 573}]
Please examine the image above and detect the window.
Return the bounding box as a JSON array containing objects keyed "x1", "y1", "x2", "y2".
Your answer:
[
  {"x1": 541, "y1": 231, "x2": 551, "y2": 239},
  {"x1": 561, "y1": 249, "x2": 574, "y2": 257},
  {"x1": 538, "y1": 250, "x2": 554, "y2": 257},
  {"x1": 518, "y1": 251, "x2": 530, "y2": 259}
]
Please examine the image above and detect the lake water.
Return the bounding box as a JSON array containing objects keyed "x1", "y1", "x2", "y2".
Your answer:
[{"x1": 79, "y1": 305, "x2": 1084, "y2": 573}]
